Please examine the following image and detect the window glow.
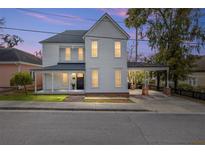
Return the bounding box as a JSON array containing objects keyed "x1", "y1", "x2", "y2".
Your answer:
[
  {"x1": 115, "y1": 69, "x2": 121, "y2": 87},
  {"x1": 65, "y1": 48, "x2": 71, "y2": 61},
  {"x1": 91, "y1": 41, "x2": 98, "y2": 57},
  {"x1": 91, "y1": 69, "x2": 99, "y2": 88},
  {"x1": 115, "y1": 41, "x2": 121, "y2": 57},
  {"x1": 77, "y1": 73, "x2": 84, "y2": 78},
  {"x1": 62, "y1": 73, "x2": 68, "y2": 85},
  {"x1": 78, "y1": 48, "x2": 84, "y2": 61}
]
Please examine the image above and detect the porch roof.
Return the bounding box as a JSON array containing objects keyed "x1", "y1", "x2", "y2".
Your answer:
[{"x1": 32, "y1": 63, "x2": 85, "y2": 71}]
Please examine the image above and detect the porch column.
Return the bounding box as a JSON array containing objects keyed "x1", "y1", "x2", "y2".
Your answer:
[
  {"x1": 144, "y1": 71, "x2": 147, "y2": 88},
  {"x1": 163, "y1": 68, "x2": 171, "y2": 96},
  {"x1": 34, "y1": 71, "x2": 37, "y2": 93},
  {"x1": 142, "y1": 71, "x2": 149, "y2": 95},
  {"x1": 51, "y1": 72, "x2": 54, "y2": 93},
  {"x1": 166, "y1": 68, "x2": 169, "y2": 88}
]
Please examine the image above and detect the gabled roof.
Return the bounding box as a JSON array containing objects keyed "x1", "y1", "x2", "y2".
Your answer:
[
  {"x1": 0, "y1": 48, "x2": 42, "y2": 65},
  {"x1": 32, "y1": 63, "x2": 85, "y2": 71},
  {"x1": 83, "y1": 13, "x2": 130, "y2": 39},
  {"x1": 40, "y1": 30, "x2": 88, "y2": 43}
]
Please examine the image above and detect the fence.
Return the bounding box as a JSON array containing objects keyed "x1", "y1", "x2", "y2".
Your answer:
[
  {"x1": 129, "y1": 83, "x2": 205, "y2": 100},
  {"x1": 173, "y1": 89, "x2": 205, "y2": 100}
]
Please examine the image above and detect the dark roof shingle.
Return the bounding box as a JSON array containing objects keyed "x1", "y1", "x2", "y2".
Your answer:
[
  {"x1": 127, "y1": 62, "x2": 167, "y2": 68},
  {"x1": 32, "y1": 63, "x2": 85, "y2": 71},
  {"x1": 0, "y1": 48, "x2": 42, "y2": 65},
  {"x1": 40, "y1": 30, "x2": 88, "y2": 43}
]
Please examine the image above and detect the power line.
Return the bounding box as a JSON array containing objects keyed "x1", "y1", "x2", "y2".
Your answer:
[
  {"x1": 17, "y1": 8, "x2": 125, "y2": 24},
  {"x1": 0, "y1": 26, "x2": 202, "y2": 45}
]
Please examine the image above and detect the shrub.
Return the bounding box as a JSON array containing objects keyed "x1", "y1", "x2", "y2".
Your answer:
[
  {"x1": 10, "y1": 72, "x2": 33, "y2": 94},
  {"x1": 193, "y1": 86, "x2": 205, "y2": 93},
  {"x1": 178, "y1": 83, "x2": 193, "y2": 91}
]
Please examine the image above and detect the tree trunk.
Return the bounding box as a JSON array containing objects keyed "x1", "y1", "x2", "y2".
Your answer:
[
  {"x1": 165, "y1": 71, "x2": 167, "y2": 87},
  {"x1": 135, "y1": 26, "x2": 138, "y2": 62},
  {"x1": 174, "y1": 79, "x2": 178, "y2": 90},
  {"x1": 157, "y1": 72, "x2": 160, "y2": 91}
]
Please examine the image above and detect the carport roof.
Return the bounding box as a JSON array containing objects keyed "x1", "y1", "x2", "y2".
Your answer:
[
  {"x1": 32, "y1": 63, "x2": 85, "y2": 71},
  {"x1": 127, "y1": 62, "x2": 169, "y2": 71},
  {"x1": 127, "y1": 62, "x2": 167, "y2": 68}
]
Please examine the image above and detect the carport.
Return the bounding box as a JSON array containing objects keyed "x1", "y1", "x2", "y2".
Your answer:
[{"x1": 127, "y1": 62, "x2": 171, "y2": 95}]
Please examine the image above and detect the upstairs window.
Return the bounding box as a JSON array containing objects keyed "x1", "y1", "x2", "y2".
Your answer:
[
  {"x1": 91, "y1": 69, "x2": 99, "y2": 88},
  {"x1": 91, "y1": 40, "x2": 98, "y2": 57},
  {"x1": 78, "y1": 48, "x2": 84, "y2": 61},
  {"x1": 65, "y1": 48, "x2": 71, "y2": 61},
  {"x1": 115, "y1": 69, "x2": 121, "y2": 87},
  {"x1": 114, "y1": 41, "x2": 121, "y2": 58}
]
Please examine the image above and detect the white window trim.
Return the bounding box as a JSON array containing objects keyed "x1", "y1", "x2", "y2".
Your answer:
[
  {"x1": 114, "y1": 69, "x2": 122, "y2": 88},
  {"x1": 91, "y1": 69, "x2": 99, "y2": 88},
  {"x1": 78, "y1": 48, "x2": 84, "y2": 61},
  {"x1": 91, "y1": 40, "x2": 98, "y2": 58},
  {"x1": 65, "y1": 48, "x2": 71, "y2": 61},
  {"x1": 114, "y1": 40, "x2": 122, "y2": 58}
]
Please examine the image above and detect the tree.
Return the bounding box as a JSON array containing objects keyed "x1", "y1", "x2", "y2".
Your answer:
[
  {"x1": 0, "y1": 18, "x2": 23, "y2": 48},
  {"x1": 10, "y1": 72, "x2": 33, "y2": 94},
  {"x1": 125, "y1": 9, "x2": 205, "y2": 89},
  {"x1": 125, "y1": 9, "x2": 150, "y2": 61},
  {"x1": 1, "y1": 34, "x2": 24, "y2": 48}
]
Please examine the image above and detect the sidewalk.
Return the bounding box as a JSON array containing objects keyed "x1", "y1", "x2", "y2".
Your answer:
[
  {"x1": 0, "y1": 90, "x2": 205, "y2": 113},
  {"x1": 0, "y1": 101, "x2": 149, "y2": 112}
]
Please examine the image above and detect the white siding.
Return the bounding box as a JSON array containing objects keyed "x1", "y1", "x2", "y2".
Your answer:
[
  {"x1": 42, "y1": 43, "x2": 85, "y2": 67},
  {"x1": 85, "y1": 16, "x2": 128, "y2": 93},
  {"x1": 42, "y1": 43, "x2": 85, "y2": 91}
]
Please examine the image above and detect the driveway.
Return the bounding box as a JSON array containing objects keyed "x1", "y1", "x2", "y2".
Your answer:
[{"x1": 130, "y1": 89, "x2": 205, "y2": 113}]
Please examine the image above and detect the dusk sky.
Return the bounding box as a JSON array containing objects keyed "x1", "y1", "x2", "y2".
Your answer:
[{"x1": 1, "y1": 8, "x2": 205, "y2": 56}]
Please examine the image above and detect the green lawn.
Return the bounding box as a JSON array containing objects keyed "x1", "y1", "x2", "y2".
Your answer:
[{"x1": 0, "y1": 93, "x2": 67, "y2": 102}]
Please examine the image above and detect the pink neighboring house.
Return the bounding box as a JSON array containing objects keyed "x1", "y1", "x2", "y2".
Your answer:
[{"x1": 0, "y1": 48, "x2": 42, "y2": 89}]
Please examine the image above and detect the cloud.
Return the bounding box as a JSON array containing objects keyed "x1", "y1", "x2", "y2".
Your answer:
[
  {"x1": 23, "y1": 12, "x2": 72, "y2": 26},
  {"x1": 55, "y1": 13, "x2": 86, "y2": 22},
  {"x1": 98, "y1": 8, "x2": 128, "y2": 17}
]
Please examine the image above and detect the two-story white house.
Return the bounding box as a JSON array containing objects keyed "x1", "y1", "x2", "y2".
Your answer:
[
  {"x1": 32, "y1": 13, "x2": 171, "y2": 96},
  {"x1": 33, "y1": 13, "x2": 130, "y2": 97}
]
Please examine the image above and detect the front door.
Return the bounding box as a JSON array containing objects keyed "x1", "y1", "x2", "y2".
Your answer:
[{"x1": 76, "y1": 73, "x2": 84, "y2": 90}]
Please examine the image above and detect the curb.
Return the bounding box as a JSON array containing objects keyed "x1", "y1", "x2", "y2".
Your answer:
[{"x1": 0, "y1": 107, "x2": 151, "y2": 112}]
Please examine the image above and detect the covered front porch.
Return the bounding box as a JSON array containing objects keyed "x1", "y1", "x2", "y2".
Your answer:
[{"x1": 32, "y1": 63, "x2": 85, "y2": 94}]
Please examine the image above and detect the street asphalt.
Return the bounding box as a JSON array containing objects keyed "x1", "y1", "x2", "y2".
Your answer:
[{"x1": 0, "y1": 110, "x2": 205, "y2": 145}]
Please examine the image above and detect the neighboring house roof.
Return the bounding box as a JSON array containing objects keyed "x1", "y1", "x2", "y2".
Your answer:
[
  {"x1": 192, "y1": 56, "x2": 205, "y2": 72},
  {"x1": 83, "y1": 13, "x2": 130, "y2": 39},
  {"x1": 0, "y1": 48, "x2": 42, "y2": 65},
  {"x1": 127, "y1": 62, "x2": 168, "y2": 68},
  {"x1": 32, "y1": 63, "x2": 85, "y2": 71},
  {"x1": 40, "y1": 30, "x2": 88, "y2": 43}
]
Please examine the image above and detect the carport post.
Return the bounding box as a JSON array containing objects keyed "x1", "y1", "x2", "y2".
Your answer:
[
  {"x1": 144, "y1": 71, "x2": 147, "y2": 88},
  {"x1": 51, "y1": 72, "x2": 54, "y2": 93},
  {"x1": 34, "y1": 71, "x2": 37, "y2": 93},
  {"x1": 166, "y1": 68, "x2": 169, "y2": 88}
]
